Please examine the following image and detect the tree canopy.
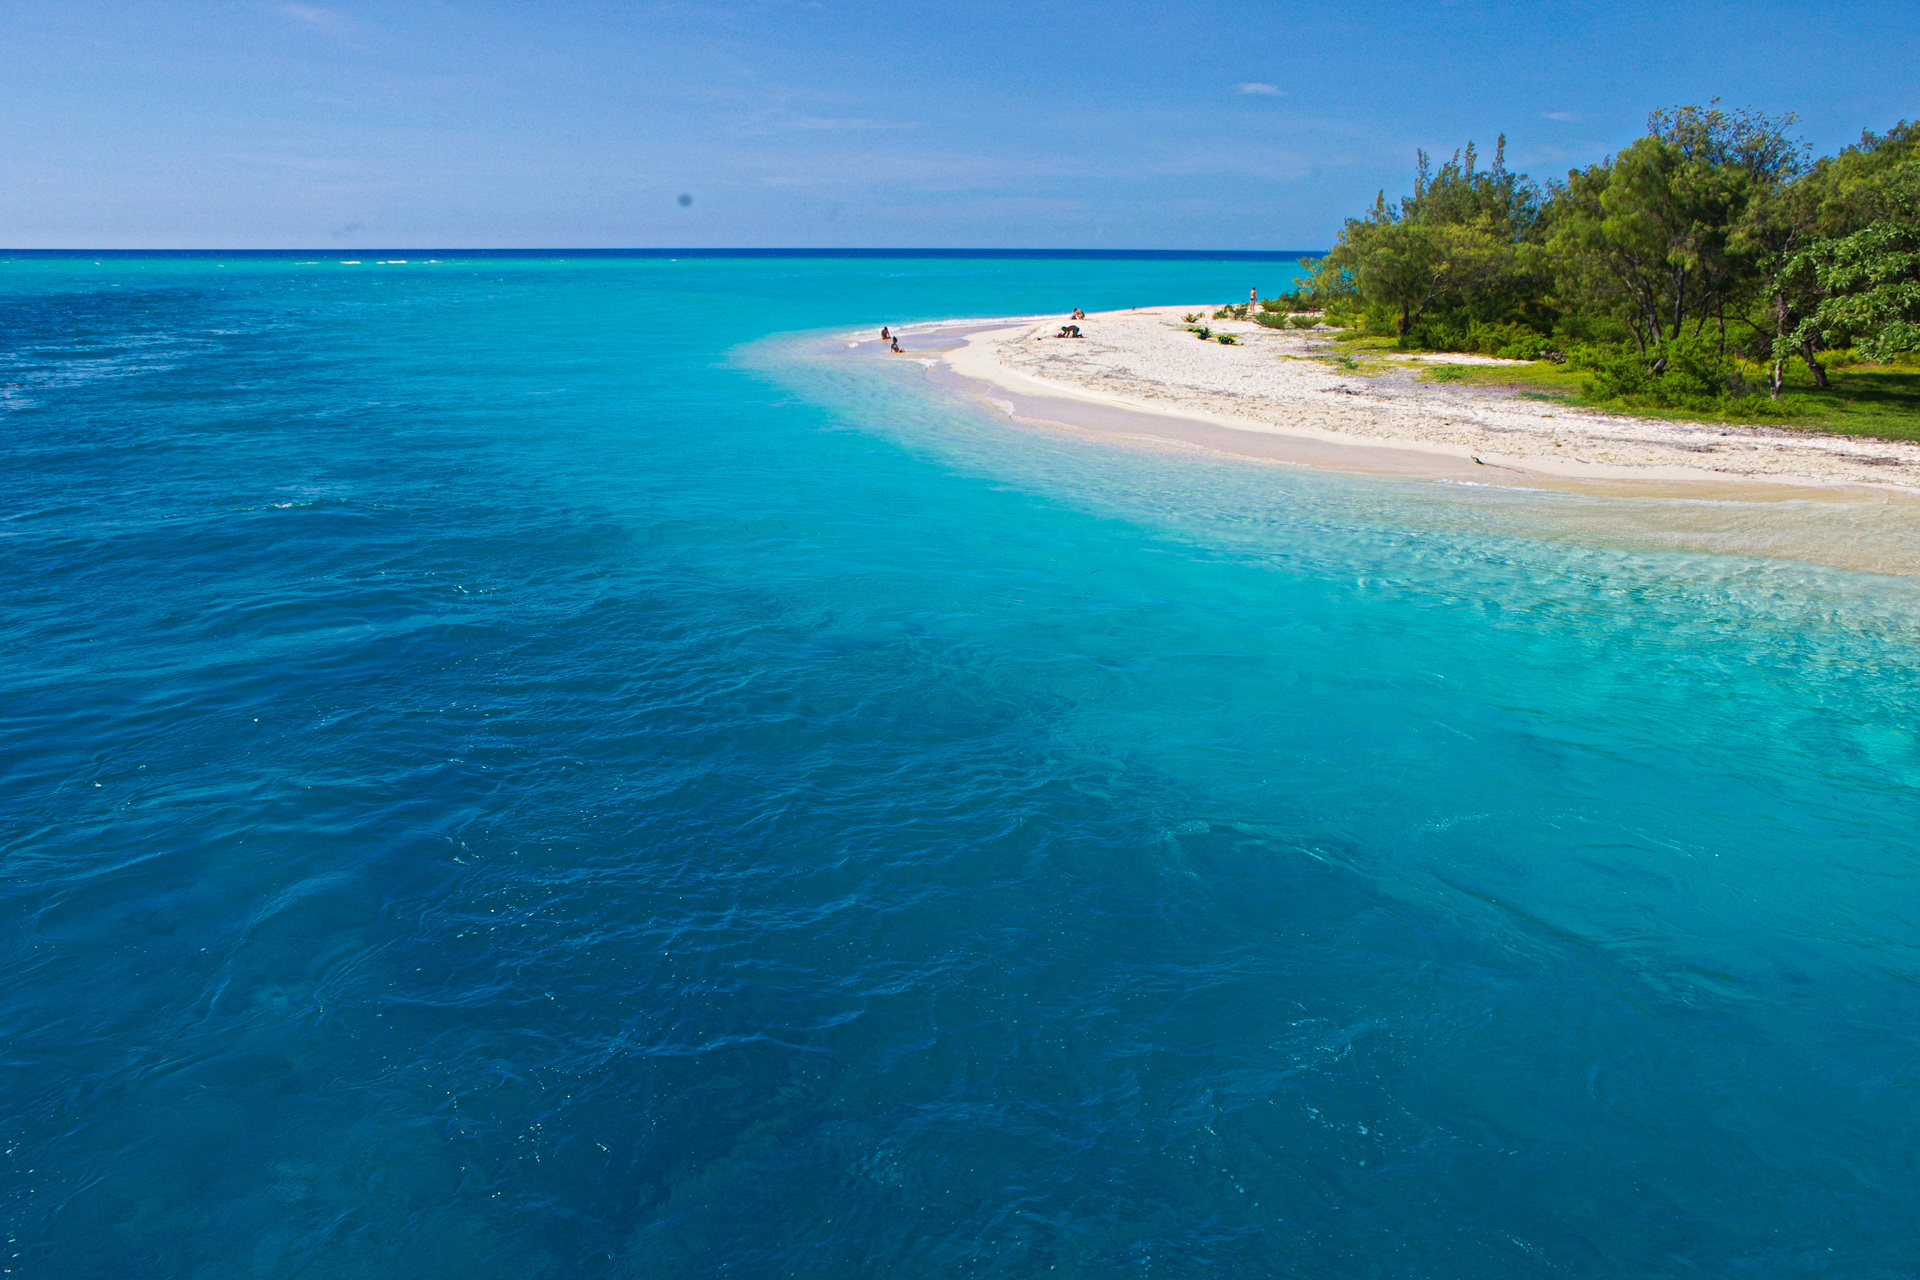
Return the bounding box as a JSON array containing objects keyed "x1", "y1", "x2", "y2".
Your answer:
[{"x1": 1298, "y1": 105, "x2": 1920, "y2": 408}]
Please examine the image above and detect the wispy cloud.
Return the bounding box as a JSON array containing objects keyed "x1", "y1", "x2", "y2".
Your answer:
[
  {"x1": 1541, "y1": 111, "x2": 1579, "y2": 122},
  {"x1": 278, "y1": 3, "x2": 341, "y2": 28},
  {"x1": 1236, "y1": 82, "x2": 1283, "y2": 96}
]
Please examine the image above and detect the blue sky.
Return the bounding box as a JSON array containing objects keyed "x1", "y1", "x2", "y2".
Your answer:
[{"x1": 3, "y1": 0, "x2": 1915, "y2": 249}]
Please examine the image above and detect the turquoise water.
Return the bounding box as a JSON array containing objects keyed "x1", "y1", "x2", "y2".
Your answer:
[{"x1": 4, "y1": 253, "x2": 1920, "y2": 1278}]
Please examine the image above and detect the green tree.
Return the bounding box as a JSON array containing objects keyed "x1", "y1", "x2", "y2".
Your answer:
[
  {"x1": 1783, "y1": 221, "x2": 1920, "y2": 363},
  {"x1": 1324, "y1": 139, "x2": 1544, "y2": 341},
  {"x1": 1807, "y1": 120, "x2": 1920, "y2": 235},
  {"x1": 1342, "y1": 213, "x2": 1441, "y2": 338},
  {"x1": 1548, "y1": 104, "x2": 1800, "y2": 362},
  {"x1": 1738, "y1": 120, "x2": 1918, "y2": 393},
  {"x1": 1298, "y1": 103, "x2": 1919, "y2": 414}
]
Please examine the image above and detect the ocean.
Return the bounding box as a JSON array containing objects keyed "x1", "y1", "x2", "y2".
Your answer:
[{"x1": 4, "y1": 252, "x2": 1919, "y2": 1278}]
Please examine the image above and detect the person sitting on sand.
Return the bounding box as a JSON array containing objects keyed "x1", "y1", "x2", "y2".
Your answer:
[
  {"x1": 880, "y1": 326, "x2": 891, "y2": 341},
  {"x1": 890, "y1": 337, "x2": 902, "y2": 352},
  {"x1": 1071, "y1": 308, "x2": 1085, "y2": 320}
]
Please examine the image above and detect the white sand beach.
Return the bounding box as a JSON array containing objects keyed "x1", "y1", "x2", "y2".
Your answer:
[{"x1": 931, "y1": 307, "x2": 1920, "y2": 495}]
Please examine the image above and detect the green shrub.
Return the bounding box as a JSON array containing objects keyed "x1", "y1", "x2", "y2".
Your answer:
[
  {"x1": 1572, "y1": 337, "x2": 1787, "y2": 416},
  {"x1": 1573, "y1": 342, "x2": 1664, "y2": 400},
  {"x1": 1493, "y1": 339, "x2": 1547, "y2": 360},
  {"x1": 1261, "y1": 289, "x2": 1318, "y2": 313},
  {"x1": 1403, "y1": 318, "x2": 1555, "y2": 357},
  {"x1": 1188, "y1": 325, "x2": 1212, "y2": 340},
  {"x1": 1183, "y1": 313, "x2": 1202, "y2": 323},
  {"x1": 1254, "y1": 312, "x2": 1325, "y2": 331},
  {"x1": 1475, "y1": 324, "x2": 1551, "y2": 359},
  {"x1": 1356, "y1": 300, "x2": 1404, "y2": 337},
  {"x1": 1217, "y1": 334, "x2": 1238, "y2": 344}
]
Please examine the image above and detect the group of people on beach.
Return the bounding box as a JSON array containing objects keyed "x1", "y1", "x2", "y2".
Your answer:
[{"x1": 880, "y1": 308, "x2": 1086, "y2": 353}]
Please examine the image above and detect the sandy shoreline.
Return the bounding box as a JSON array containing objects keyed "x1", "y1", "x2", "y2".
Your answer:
[
  {"x1": 897, "y1": 306, "x2": 1920, "y2": 498},
  {"x1": 808, "y1": 305, "x2": 1920, "y2": 574}
]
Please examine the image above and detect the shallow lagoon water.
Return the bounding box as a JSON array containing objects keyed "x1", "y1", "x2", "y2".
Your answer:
[{"x1": 4, "y1": 254, "x2": 1920, "y2": 1278}]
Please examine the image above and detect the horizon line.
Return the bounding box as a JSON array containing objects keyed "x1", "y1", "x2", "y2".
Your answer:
[{"x1": 0, "y1": 246, "x2": 1326, "y2": 259}]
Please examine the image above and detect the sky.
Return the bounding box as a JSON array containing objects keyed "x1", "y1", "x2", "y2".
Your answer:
[{"x1": 2, "y1": 0, "x2": 1915, "y2": 250}]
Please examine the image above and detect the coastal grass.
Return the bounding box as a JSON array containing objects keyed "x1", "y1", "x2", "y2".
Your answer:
[
  {"x1": 1319, "y1": 351, "x2": 1399, "y2": 377},
  {"x1": 1321, "y1": 333, "x2": 1920, "y2": 441}
]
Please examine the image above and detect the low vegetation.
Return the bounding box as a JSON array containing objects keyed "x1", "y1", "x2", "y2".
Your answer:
[
  {"x1": 1407, "y1": 348, "x2": 1920, "y2": 439},
  {"x1": 1252, "y1": 311, "x2": 1326, "y2": 331}
]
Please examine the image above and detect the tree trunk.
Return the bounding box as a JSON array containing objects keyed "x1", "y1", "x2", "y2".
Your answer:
[
  {"x1": 1803, "y1": 340, "x2": 1829, "y2": 389},
  {"x1": 1398, "y1": 305, "x2": 1411, "y2": 339},
  {"x1": 1767, "y1": 286, "x2": 1792, "y2": 399},
  {"x1": 1641, "y1": 310, "x2": 1665, "y2": 372}
]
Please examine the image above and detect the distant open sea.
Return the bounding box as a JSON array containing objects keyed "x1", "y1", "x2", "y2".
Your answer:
[{"x1": 5, "y1": 251, "x2": 1920, "y2": 1279}]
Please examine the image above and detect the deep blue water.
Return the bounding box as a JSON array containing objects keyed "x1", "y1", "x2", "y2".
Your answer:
[{"x1": 4, "y1": 254, "x2": 1920, "y2": 1279}]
